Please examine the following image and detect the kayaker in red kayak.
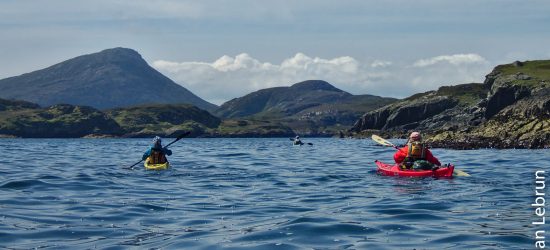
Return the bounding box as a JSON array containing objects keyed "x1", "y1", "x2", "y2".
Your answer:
[
  {"x1": 393, "y1": 132, "x2": 441, "y2": 169},
  {"x1": 142, "y1": 136, "x2": 172, "y2": 164}
]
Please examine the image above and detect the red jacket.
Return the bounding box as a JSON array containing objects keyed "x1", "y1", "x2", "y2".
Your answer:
[{"x1": 393, "y1": 145, "x2": 441, "y2": 166}]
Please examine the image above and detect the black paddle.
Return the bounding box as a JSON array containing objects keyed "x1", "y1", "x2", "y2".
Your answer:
[
  {"x1": 124, "y1": 131, "x2": 191, "y2": 170},
  {"x1": 289, "y1": 138, "x2": 313, "y2": 146}
]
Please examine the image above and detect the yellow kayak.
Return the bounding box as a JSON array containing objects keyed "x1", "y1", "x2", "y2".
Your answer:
[{"x1": 144, "y1": 161, "x2": 170, "y2": 170}]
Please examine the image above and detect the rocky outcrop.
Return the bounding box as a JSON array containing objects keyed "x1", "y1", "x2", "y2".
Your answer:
[
  {"x1": 483, "y1": 72, "x2": 532, "y2": 118},
  {"x1": 386, "y1": 96, "x2": 458, "y2": 129},
  {"x1": 0, "y1": 103, "x2": 123, "y2": 137},
  {"x1": 210, "y1": 119, "x2": 295, "y2": 138},
  {"x1": 351, "y1": 83, "x2": 485, "y2": 134},
  {"x1": 352, "y1": 96, "x2": 459, "y2": 131},
  {"x1": 352, "y1": 60, "x2": 550, "y2": 148},
  {"x1": 0, "y1": 99, "x2": 221, "y2": 138},
  {"x1": 105, "y1": 104, "x2": 221, "y2": 138},
  {"x1": 428, "y1": 88, "x2": 550, "y2": 149}
]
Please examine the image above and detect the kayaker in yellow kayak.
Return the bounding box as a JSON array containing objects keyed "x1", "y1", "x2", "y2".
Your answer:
[
  {"x1": 393, "y1": 132, "x2": 441, "y2": 169},
  {"x1": 142, "y1": 136, "x2": 172, "y2": 164}
]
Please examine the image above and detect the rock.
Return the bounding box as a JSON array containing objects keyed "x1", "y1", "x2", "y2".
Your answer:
[
  {"x1": 352, "y1": 60, "x2": 550, "y2": 149},
  {"x1": 512, "y1": 60, "x2": 524, "y2": 67},
  {"x1": 484, "y1": 84, "x2": 531, "y2": 119},
  {"x1": 352, "y1": 95, "x2": 459, "y2": 132},
  {"x1": 352, "y1": 108, "x2": 391, "y2": 131},
  {"x1": 0, "y1": 103, "x2": 124, "y2": 137},
  {"x1": 483, "y1": 71, "x2": 500, "y2": 88},
  {"x1": 0, "y1": 134, "x2": 18, "y2": 138},
  {"x1": 515, "y1": 72, "x2": 531, "y2": 80},
  {"x1": 82, "y1": 134, "x2": 117, "y2": 138},
  {"x1": 385, "y1": 96, "x2": 458, "y2": 128}
]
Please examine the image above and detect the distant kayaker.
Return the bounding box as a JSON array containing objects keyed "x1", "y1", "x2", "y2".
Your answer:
[
  {"x1": 142, "y1": 136, "x2": 172, "y2": 164},
  {"x1": 293, "y1": 135, "x2": 303, "y2": 145},
  {"x1": 393, "y1": 132, "x2": 441, "y2": 169}
]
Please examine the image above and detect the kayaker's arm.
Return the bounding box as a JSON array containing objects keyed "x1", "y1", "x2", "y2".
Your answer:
[
  {"x1": 164, "y1": 148, "x2": 172, "y2": 156},
  {"x1": 425, "y1": 150, "x2": 441, "y2": 166},
  {"x1": 393, "y1": 146, "x2": 409, "y2": 164},
  {"x1": 142, "y1": 148, "x2": 152, "y2": 160}
]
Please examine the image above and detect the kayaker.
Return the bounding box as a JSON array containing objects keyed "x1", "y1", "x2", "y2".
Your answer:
[
  {"x1": 142, "y1": 136, "x2": 172, "y2": 164},
  {"x1": 393, "y1": 132, "x2": 441, "y2": 169},
  {"x1": 293, "y1": 135, "x2": 303, "y2": 145}
]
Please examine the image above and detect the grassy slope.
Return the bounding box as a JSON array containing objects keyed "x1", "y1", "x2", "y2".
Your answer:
[
  {"x1": 404, "y1": 83, "x2": 487, "y2": 106},
  {"x1": 213, "y1": 119, "x2": 294, "y2": 137},
  {"x1": 493, "y1": 60, "x2": 550, "y2": 87},
  {"x1": 0, "y1": 104, "x2": 122, "y2": 137},
  {"x1": 105, "y1": 104, "x2": 221, "y2": 136}
]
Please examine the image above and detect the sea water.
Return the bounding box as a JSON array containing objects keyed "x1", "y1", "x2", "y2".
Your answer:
[{"x1": 0, "y1": 138, "x2": 547, "y2": 249}]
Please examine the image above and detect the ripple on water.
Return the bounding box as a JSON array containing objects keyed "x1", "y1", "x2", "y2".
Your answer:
[
  {"x1": 0, "y1": 138, "x2": 539, "y2": 249},
  {"x1": 1, "y1": 179, "x2": 49, "y2": 189}
]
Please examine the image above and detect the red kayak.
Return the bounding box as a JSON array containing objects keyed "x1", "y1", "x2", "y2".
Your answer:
[{"x1": 375, "y1": 160, "x2": 454, "y2": 178}]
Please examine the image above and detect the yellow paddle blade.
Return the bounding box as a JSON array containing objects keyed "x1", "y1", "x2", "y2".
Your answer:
[
  {"x1": 453, "y1": 169, "x2": 471, "y2": 177},
  {"x1": 371, "y1": 134, "x2": 395, "y2": 147}
]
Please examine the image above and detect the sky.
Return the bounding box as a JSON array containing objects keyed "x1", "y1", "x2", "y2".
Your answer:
[{"x1": 1, "y1": 0, "x2": 549, "y2": 105}]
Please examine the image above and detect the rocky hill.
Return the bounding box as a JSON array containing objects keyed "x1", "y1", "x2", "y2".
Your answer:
[
  {"x1": 216, "y1": 80, "x2": 397, "y2": 136},
  {"x1": 351, "y1": 83, "x2": 487, "y2": 132},
  {"x1": 106, "y1": 104, "x2": 221, "y2": 137},
  {"x1": 0, "y1": 101, "x2": 123, "y2": 138},
  {"x1": 351, "y1": 60, "x2": 550, "y2": 149},
  {"x1": 0, "y1": 48, "x2": 217, "y2": 111},
  {"x1": 0, "y1": 99, "x2": 221, "y2": 138}
]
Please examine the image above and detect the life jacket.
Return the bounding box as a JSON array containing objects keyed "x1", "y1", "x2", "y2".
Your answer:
[
  {"x1": 401, "y1": 141, "x2": 426, "y2": 169},
  {"x1": 407, "y1": 141, "x2": 426, "y2": 160},
  {"x1": 148, "y1": 149, "x2": 167, "y2": 164}
]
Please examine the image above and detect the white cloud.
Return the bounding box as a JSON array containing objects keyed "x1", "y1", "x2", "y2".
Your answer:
[
  {"x1": 413, "y1": 53, "x2": 487, "y2": 67},
  {"x1": 371, "y1": 60, "x2": 392, "y2": 68},
  {"x1": 152, "y1": 53, "x2": 371, "y2": 104},
  {"x1": 152, "y1": 53, "x2": 492, "y2": 105}
]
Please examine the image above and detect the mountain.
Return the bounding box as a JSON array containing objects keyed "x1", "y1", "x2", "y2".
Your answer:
[
  {"x1": 0, "y1": 48, "x2": 217, "y2": 111},
  {"x1": 214, "y1": 80, "x2": 397, "y2": 136},
  {"x1": 351, "y1": 60, "x2": 550, "y2": 149},
  {"x1": 216, "y1": 80, "x2": 353, "y2": 118}
]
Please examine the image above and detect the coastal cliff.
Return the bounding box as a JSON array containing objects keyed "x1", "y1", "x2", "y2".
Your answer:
[{"x1": 351, "y1": 60, "x2": 550, "y2": 149}]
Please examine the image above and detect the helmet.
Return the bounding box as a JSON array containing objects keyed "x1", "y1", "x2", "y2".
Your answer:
[
  {"x1": 152, "y1": 136, "x2": 162, "y2": 148},
  {"x1": 295, "y1": 135, "x2": 300, "y2": 139},
  {"x1": 152, "y1": 136, "x2": 162, "y2": 143},
  {"x1": 409, "y1": 132, "x2": 421, "y2": 141}
]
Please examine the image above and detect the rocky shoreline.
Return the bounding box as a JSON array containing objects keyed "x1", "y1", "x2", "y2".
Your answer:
[{"x1": 351, "y1": 60, "x2": 550, "y2": 149}]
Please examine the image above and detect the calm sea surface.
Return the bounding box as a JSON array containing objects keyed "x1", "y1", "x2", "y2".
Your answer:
[{"x1": 0, "y1": 138, "x2": 548, "y2": 249}]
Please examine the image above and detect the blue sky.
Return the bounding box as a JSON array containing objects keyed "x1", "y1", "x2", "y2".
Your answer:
[{"x1": 1, "y1": 0, "x2": 549, "y2": 104}]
